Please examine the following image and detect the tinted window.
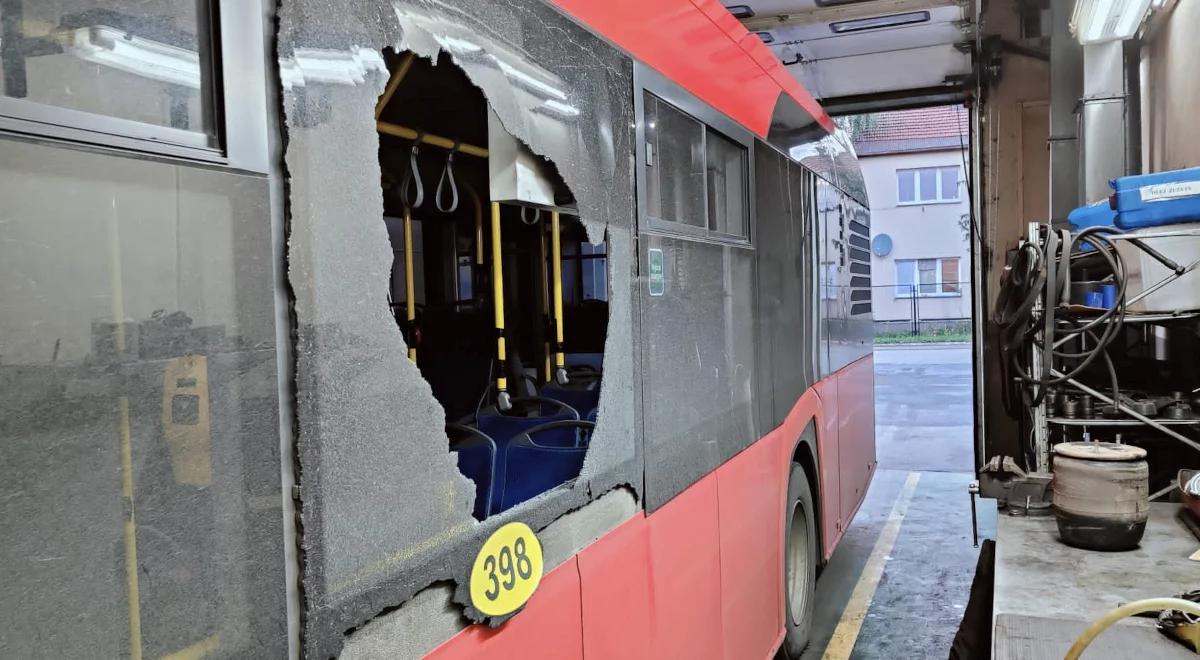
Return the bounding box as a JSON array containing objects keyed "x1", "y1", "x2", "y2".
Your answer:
[
  {"x1": 706, "y1": 129, "x2": 748, "y2": 238},
  {"x1": 644, "y1": 92, "x2": 705, "y2": 227},
  {"x1": 0, "y1": 1, "x2": 216, "y2": 144}
]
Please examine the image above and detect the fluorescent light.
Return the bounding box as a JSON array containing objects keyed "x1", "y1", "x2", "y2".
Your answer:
[
  {"x1": 1070, "y1": 0, "x2": 1153, "y2": 44},
  {"x1": 57, "y1": 26, "x2": 200, "y2": 88},
  {"x1": 830, "y1": 11, "x2": 930, "y2": 34},
  {"x1": 755, "y1": 31, "x2": 775, "y2": 44}
]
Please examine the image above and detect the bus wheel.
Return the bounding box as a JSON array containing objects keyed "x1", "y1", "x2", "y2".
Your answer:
[{"x1": 782, "y1": 463, "x2": 816, "y2": 658}]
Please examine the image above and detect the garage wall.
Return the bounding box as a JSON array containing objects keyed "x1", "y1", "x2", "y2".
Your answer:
[{"x1": 1143, "y1": 0, "x2": 1200, "y2": 172}]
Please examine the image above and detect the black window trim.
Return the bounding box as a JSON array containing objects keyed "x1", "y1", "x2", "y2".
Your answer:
[
  {"x1": 0, "y1": 0, "x2": 271, "y2": 173},
  {"x1": 633, "y1": 61, "x2": 755, "y2": 249}
]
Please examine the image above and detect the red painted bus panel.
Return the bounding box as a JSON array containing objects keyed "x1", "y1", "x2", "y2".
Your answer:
[
  {"x1": 430, "y1": 371, "x2": 866, "y2": 658},
  {"x1": 812, "y1": 377, "x2": 843, "y2": 558},
  {"x1": 547, "y1": 0, "x2": 834, "y2": 137},
  {"x1": 425, "y1": 558, "x2": 584, "y2": 660},
  {"x1": 836, "y1": 356, "x2": 877, "y2": 529},
  {"x1": 577, "y1": 516, "x2": 654, "y2": 658},
  {"x1": 646, "y1": 473, "x2": 725, "y2": 658},
  {"x1": 716, "y1": 433, "x2": 785, "y2": 659}
]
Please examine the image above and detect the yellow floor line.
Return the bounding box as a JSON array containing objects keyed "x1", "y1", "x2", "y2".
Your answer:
[{"x1": 821, "y1": 471, "x2": 922, "y2": 660}]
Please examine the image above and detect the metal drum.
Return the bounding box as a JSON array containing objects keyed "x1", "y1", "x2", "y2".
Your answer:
[{"x1": 1052, "y1": 442, "x2": 1149, "y2": 551}]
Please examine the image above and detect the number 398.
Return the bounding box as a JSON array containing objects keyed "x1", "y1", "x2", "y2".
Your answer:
[{"x1": 469, "y1": 522, "x2": 544, "y2": 616}]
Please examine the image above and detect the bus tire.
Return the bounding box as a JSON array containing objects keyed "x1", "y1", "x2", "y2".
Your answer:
[{"x1": 782, "y1": 463, "x2": 817, "y2": 658}]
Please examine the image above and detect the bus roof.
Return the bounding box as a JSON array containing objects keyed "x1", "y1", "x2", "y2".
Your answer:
[{"x1": 548, "y1": 0, "x2": 836, "y2": 138}]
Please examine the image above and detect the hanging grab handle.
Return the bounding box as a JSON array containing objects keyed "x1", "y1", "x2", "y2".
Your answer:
[
  {"x1": 401, "y1": 137, "x2": 425, "y2": 209},
  {"x1": 520, "y1": 205, "x2": 541, "y2": 226},
  {"x1": 435, "y1": 144, "x2": 460, "y2": 213}
]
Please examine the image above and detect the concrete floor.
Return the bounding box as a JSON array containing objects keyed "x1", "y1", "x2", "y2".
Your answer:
[{"x1": 802, "y1": 344, "x2": 995, "y2": 659}]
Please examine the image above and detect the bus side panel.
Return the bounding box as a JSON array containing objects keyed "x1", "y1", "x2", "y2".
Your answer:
[
  {"x1": 813, "y1": 376, "x2": 844, "y2": 558},
  {"x1": 645, "y1": 473, "x2": 726, "y2": 658},
  {"x1": 425, "y1": 559, "x2": 584, "y2": 660},
  {"x1": 837, "y1": 355, "x2": 877, "y2": 529},
  {"x1": 577, "y1": 516, "x2": 654, "y2": 658},
  {"x1": 717, "y1": 430, "x2": 786, "y2": 659}
]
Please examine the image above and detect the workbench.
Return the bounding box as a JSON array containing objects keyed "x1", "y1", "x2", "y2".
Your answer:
[{"x1": 993, "y1": 503, "x2": 1199, "y2": 659}]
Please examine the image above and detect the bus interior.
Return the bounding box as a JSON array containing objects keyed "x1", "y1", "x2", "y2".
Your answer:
[{"x1": 376, "y1": 51, "x2": 608, "y2": 520}]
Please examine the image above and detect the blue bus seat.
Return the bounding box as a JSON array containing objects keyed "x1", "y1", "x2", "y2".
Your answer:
[
  {"x1": 497, "y1": 420, "x2": 595, "y2": 512},
  {"x1": 565, "y1": 353, "x2": 604, "y2": 370},
  {"x1": 540, "y1": 383, "x2": 600, "y2": 418},
  {"x1": 446, "y1": 423, "x2": 497, "y2": 520},
  {"x1": 477, "y1": 399, "x2": 578, "y2": 512}
]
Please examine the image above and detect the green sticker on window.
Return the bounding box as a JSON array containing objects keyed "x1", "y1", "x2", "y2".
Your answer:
[{"x1": 648, "y1": 248, "x2": 665, "y2": 297}]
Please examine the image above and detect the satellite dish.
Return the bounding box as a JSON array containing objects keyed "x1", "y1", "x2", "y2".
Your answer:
[{"x1": 872, "y1": 233, "x2": 893, "y2": 257}]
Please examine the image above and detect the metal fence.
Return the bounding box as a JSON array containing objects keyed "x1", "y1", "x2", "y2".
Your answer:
[{"x1": 869, "y1": 282, "x2": 972, "y2": 341}]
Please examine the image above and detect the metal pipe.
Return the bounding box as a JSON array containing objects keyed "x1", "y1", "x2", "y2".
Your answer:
[
  {"x1": 1051, "y1": 368, "x2": 1200, "y2": 453},
  {"x1": 490, "y1": 202, "x2": 510, "y2": 410},
  {"x1": 403, "y1": 207, "x2": 417, "y2": 362},
  {"x1": 377, "y1": 121, "x2": 488, "y2": 158},
  {"x1": 1124, "y1": 256, "x2": 1200, "y2": 307}
]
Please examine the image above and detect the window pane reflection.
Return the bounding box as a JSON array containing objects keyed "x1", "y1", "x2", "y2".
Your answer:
[
  {"x1": 644, "y1": 92, "x2": 705, "y2": 228},
  {"x1": 0, "y1": 1, "x2": 215, "y2": 142}
]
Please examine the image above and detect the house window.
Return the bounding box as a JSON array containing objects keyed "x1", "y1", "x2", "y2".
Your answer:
[
  {"x1": 895, "y1": 257, "x2": 960, "y2": 296},
  {"x1": 896, "y1": 166, "x2": 960, "y2": 204}
]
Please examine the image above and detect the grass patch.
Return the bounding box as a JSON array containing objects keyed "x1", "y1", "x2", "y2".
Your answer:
[{"x1": 876, "y1": 329, "x2": 971, "y2": 345}]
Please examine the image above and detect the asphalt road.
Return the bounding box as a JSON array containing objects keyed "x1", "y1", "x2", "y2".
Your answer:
[{"x1": 802, "y1": 343, "x2": 993, "y2": 660}]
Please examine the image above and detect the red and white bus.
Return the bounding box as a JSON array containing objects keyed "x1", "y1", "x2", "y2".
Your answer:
[{"x1": 0, "y1": 0, "x2": 873, "y2": 658}]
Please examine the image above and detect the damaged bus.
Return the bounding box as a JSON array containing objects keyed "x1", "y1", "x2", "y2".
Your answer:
[{"x1": 0, "y1": 0, "x2": 874, "y2": 657}]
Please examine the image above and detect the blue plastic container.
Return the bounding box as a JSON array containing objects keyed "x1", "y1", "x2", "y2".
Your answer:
[
  {"x1": 1068, "y1": 199, "x2": 1117, "y2": 232},
  {"x1": 1111, "y1": 167, "x2": 1200, "y2": 230}
]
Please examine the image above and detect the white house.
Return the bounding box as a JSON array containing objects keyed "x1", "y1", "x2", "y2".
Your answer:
[{"x1": 852, "y1": 106, "x2": 972, "y2": 333}]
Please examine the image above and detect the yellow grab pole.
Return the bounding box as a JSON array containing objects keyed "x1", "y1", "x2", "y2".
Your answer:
[
  {"x1": 404, "y1": 207, "x2": 417, "y2": 361},
  {"x1": 550, "y1": 211, "x2": 567, "y2": 384},
  {"x1": 539, "y1": 217, "x2": 551, "y2": 382},
  {"x1": 375, "y1": 52, "x2": 415, "y2": 119},
  {"x1": 490, "y1": 202, "x2": 511, "y2": 409}
]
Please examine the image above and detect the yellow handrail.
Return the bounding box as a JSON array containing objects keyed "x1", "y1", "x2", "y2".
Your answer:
[
  {"x1": 377, "y1": 121, "x2": 489, "y2": 158},
  {"x1": 375, "y1": 52, "x2": 415, "y2": 119},
  {"x1": 550, "y1": 211, "x2": 567, "y2": 384},
  {"x1": 404, "y1": 206, "x2": 417, "y2": 362},
  {"x1": 490, "y1": 202, "x2": 511, "y2": 409}
]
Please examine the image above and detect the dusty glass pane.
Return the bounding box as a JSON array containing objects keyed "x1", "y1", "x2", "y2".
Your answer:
[
  {"x1": 278, "y1": 0, "x2": 639, "y2": 652},
  {"x1": 706, "y1": 129, "x2": 748, "y2": 238},
  {"x1": 0, "y1": 139, "x2": 284, "y2": 657},
  {"x1": 640, "y1": 236, "x2": 757, "y2": 509},
  {"x1": 644, "y1": 92, "x2": 705, "y2": 228},
  {"x1": 0, "y1": 0, "x2": 215, "y2": 140}
]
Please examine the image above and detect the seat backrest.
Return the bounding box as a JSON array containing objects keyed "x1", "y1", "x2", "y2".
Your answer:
[
  {"x1": 496, "y1": 420, "x2": 595, "y2": 513},
  {"x1": 540, "y1": 384, "x2": 600, "y2": 418},
  {"x1": 447, "y1": 426, "x2": 497, "y2": 520}
]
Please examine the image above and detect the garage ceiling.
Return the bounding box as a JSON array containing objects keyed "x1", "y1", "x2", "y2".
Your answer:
[{"x1": 729, "y1": 0, "x2": 975, "y2": 112}]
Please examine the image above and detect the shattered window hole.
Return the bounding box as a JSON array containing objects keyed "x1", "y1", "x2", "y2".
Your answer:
[{"x1": 377, "y1": 50, "x2": 608, "y2": 521}]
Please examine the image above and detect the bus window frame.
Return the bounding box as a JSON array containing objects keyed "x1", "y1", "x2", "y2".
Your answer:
[
  {"x1": 0, "y1": 0, "x2": 271, "y2": 173},
  {"x1": 633, "y1": 61, "x2": 756, "y2": 249}
]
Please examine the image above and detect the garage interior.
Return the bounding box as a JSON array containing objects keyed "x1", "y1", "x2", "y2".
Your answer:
[{"x1": 727, "y1": 0, "x2": 1200, "y2": 657}]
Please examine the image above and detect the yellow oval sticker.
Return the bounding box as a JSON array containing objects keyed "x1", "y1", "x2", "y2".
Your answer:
[{"x1": 469, "y1": 521, "x2": 544, "y2": 616}]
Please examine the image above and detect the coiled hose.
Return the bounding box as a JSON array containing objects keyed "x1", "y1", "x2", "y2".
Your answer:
[{"x1": 1065, "y1": 597, "x2": 1200, "y2": 659}]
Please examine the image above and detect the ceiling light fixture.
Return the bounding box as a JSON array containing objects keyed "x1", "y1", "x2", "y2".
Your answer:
[
  {"x1": 1070, "y1": 0, "x2": 1154, "y2": 44},
  {"x1": 725, "y1": 5, "x2": 755, "y2": 19},
  {"x1": 756, "y1": 31, "x2": 775, "y2": 44},
  {"x1": 830, "y1": 11, "x2": 930, "y2": 34}
]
